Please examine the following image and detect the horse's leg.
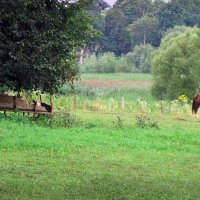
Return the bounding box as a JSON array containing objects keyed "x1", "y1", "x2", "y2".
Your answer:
[
  {"x1": 196, "y1": 103, "x2": 200, "y2": 118},
  {"x1": 194, "y1": 103, "x2": 200, "y2": 118}
]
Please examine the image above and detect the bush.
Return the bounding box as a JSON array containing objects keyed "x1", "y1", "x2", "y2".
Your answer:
[
  {"x1": 115, "y1": 56, "x2": 132, "y2": 73},
  {"x1": 125, "y1": 44, "x2": 155, "y2": 73},
  {"x1": 45, "y1": 111, "x2": 81, "y2": 128},
  {"x1": 136, "y1": 115, "x2": 159, "y2": 129},
  {"x1": 97, "y1": 53, "x2": 117, "y2": 73},
  {"x1": 113, "y1": 116, "x2": 124, "y2": 129},
  {"x1": 79, "y1": 52, "x2": 118, "y2": 73},
  {"x1": 79, "y1": 54, "x2": 98, "y2": 73}
]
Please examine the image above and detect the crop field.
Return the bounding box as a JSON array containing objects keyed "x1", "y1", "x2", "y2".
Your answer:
[{"x1": 0, "y1": 73, "x2": 200, "y2": 200}]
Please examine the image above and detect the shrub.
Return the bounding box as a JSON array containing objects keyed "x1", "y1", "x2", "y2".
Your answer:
[
  {"x1": 136, "y1": 115, "x2": 159, "y2": 129},
  {"x1": 96, "y1": 53, "x2": 117, "y2": 73},
  {"x1": 125, "y1": 44, "x2": 155, "y2": 73},
  {"x1": 79, "y1": 52, "x2": 118, "y2": 73},
  {"x1": 113, "y1": 116, "x2": 124, "y2": 129},
  {"x1": 116, "y1": 56, "x2": 132, "y2": 73},
  {"x1": 45, "y1": 111, "x2": 81, "y2": 128},
  {"x1": 79, "y1": 54, "x2": 98, "y2": 73}
]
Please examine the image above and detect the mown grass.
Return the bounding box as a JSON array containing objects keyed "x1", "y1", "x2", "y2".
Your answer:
[
  {"x1": 0, "y1": 112, "x2": 200, "y2": 200},
  {"x1": 81, "y1": 73, "x2": 152, "y2": 81}
]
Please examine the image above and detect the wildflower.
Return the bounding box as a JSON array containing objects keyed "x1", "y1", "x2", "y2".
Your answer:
[{"x1": 178, "y1": 95, "x2": 188, "y2": 103}]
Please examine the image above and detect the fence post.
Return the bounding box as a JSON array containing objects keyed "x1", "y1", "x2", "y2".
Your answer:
[
  {"x1": 121, "y1": 97, "x2": 125, "y2": 111},
  {"x1": 73, "y1": 95, "x2": 77, "y2": 110}
]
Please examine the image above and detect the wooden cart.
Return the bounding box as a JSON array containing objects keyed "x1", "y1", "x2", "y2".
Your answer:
[{"x1": 0, "y1": 94, "x2": 53, "y2": 117}]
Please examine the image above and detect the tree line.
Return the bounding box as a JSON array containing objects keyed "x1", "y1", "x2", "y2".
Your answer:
[{"x1": 87, "y1": 0, "x2": 200, "y2": 56}]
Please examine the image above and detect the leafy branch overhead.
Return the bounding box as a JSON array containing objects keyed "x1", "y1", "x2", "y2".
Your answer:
[{"x1": 0, "y1": 0, "x2": 96, "y2": 93}]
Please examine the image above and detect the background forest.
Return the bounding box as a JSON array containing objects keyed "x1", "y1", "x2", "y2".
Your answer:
[
  {"x1": 79, "y1": 0, "x2": 200, "y2": 99},
  {"x1": 84, "y1": 0, "x2": 199, "y2": 56}
]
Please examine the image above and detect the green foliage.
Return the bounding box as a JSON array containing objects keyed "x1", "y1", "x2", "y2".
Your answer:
[
  {"x1": 156, "y1": 2, "x2": 186, "y2": 35},
  {"x1": 125, "y1": 44, "x2": 155, "y2": 73},
  {"x1": 114, "y1": 0, "x2": 153, "y2": 24},
  {"x1": 79, "y1": 53, "x2": 118, "y2": 73},
  {"x1": 97, "y1": 52, "x2": 117, "y2": 73},
  {"x1": 79, "y1": 44, "x2": 155, "y2": 74},
  {"x1": 161, "y1": 25, "x2": 191, "y2": 43},
  {"x1": 45, "y1": 111, "x2": 81, "y2": 128},
  {"x1": 79, "y1": 54, "x2": 98, "y2": 73},
  {"x1": 86, "y1": 0, "x2": 109, "y2": 17},
  {"x1": 0, "y1": 0, "x2": 94, "y2": 93},
  {"x1": 115, "y1": 56, "x2": 132, "y2": 73},
  {"x1": 152, "y1": 27, "x2": 200, "y2": 99},
  {"x1": 102, "y1": 8, "x2": 131, "y2": 55},
  {"x1": 127, "y1": 15, "x2": 159, "y2": 47},
  {"x1": 85, "y1": 0, "x2": 200, "y2": 57},
  {"x1": 156, "y1": 0, "x2": 200, "y2": 36}
]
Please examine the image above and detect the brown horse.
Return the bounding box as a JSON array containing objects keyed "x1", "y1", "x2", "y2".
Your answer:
[{"x1": 192, "y1": 93, "x2": 200, "y2": 117}]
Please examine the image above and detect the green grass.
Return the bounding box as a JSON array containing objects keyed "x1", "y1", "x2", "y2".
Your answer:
[
  {"x1": 1, "y1": 73, "x2": 199, "y2": 199},
  {"x1": 80, "y1": 73, "x2": 152, "y2": 81},
  {"x1": 0, "y1": 113, "x2": 200, "y2": 200}
]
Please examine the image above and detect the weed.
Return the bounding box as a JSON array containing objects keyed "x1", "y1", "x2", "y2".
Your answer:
[
  {"x1": 136, "y1": 115, "x2": 159, "y2": 129},
  {"x1": 113, "y1": 116, "x2": 124, "y2": 129},
  {"x1": 45, "y1": 111, "x2": 81, "y2": 128}
]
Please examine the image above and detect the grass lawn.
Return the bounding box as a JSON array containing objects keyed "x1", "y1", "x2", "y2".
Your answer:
[{"x1": 0, "y1": 113, "x2": 200, "y2": 200}]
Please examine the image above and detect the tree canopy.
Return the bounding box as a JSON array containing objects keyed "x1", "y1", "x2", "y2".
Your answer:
[
  {"x1": 85, "y1": 0, "x2": 200, "y2": 56},
  {"x1": 0, "y1": 0, "x2": 95, "y2": 93},
  {"x1": 152, "y1": 27, "x2": 200, "y2": 99}
]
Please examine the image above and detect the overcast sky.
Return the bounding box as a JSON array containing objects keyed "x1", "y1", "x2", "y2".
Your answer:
[
  {"x1": 104, "y1": 0, "x2": 117, "y2": 6},
  {"x1": 104, "y1": 0, "x2": 168, "y2": 6}
]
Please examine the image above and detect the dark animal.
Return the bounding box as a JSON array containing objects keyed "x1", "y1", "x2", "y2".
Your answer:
[
  {"x1": 41, "y1": 102, "x2": 52, "y2": 112},
  {"x1": 192, "y1": 93, "x2": 200, "y2": 117},
  {"x1": 32, "y1": 100, "x2": 52, "y2": 112}
]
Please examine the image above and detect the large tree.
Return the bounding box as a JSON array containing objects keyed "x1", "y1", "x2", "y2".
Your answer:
[
  {"x1": 0, "y1": 0, "x2": 94, "y2": 93},
  {"x1": 156, "y1": 0, "x2": 200, "y2": 36},
  {"x1": 114, "y1": 0, "x2": 153, "y2": 24},
  {"x1": 127, "y1": 15, "x2": 159, "y2": 47},
  {"x1": 103, "y1": 8, "x2": 131, "y2": 55},
  {"x1": 152, "y1": 27, "x2": 200, "y2": 100}
]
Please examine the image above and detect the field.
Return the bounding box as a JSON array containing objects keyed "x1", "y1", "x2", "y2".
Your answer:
[
  {"x1": 78, "y1": 73, "x2": 152, "y2": 89},
  {"x1": 0, "y1": 73, "x2": 200, "y2": 200}
]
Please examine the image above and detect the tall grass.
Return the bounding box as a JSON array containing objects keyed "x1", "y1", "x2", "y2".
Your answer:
[{"x1": 81, "y1": 73, "x2": 152, "y2": 81}]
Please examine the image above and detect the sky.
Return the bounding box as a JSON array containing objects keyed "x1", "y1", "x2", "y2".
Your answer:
[
  {"x1": 104, "y1": 0, "x2": 117, "y2": 6},
  {"x1": 104, "y1": 0, "x2": 168, "y2": 6}
]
